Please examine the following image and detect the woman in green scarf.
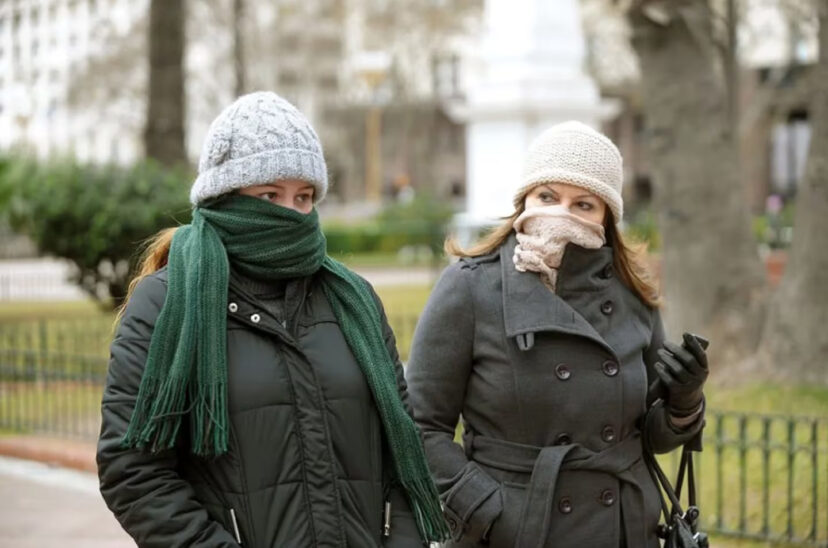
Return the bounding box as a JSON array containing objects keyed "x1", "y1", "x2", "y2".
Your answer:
[{"x1": 97, "y1": 92, "x2": 447, "y2": 548}]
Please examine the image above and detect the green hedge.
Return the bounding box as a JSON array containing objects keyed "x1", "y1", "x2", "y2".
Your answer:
[
  {"x1": 0, "y1": 155, "x2": 192, "y2": 307},
  {"x1": 324, "y1": 193, "x2": 454, "y2": 256}
]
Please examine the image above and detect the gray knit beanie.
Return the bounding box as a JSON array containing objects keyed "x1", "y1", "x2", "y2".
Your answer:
[
  {"x1": 190, "y1": 91, "x2": 328, "y2": 205},
  {"x1": 516, "y1": 121, "x2": 624, "y2": 223}
]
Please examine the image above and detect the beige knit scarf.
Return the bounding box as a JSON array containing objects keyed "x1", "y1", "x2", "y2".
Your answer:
[{"x1": 513, "y1": 205, "x2": 606, "y2": 291}]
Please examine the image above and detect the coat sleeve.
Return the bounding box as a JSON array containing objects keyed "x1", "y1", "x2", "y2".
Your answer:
[
  {"x1": 369, "y1": 284, "x2": 427, "y2": 547},
  {"x1": 97, "y1": 274, "x2": 240, "y2": 548},
  {"x1": 405, "y1": 264, "x2": 503, "y2": 544},
  {"x1": 642, "y1": 308, "x2": 706, "y2": 454}
]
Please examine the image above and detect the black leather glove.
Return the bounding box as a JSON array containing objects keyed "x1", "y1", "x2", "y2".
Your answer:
[{"x1": 654, "y1": 333, "x2": 709, "y2": 415}]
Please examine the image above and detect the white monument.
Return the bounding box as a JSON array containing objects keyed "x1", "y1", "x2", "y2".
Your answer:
[{"x1": 453, "y1": 0, "x2": 612, "y2": 239}]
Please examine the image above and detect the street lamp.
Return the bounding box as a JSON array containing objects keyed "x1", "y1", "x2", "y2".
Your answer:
[{"x1": 353, "y1": 51, "x2": 391, "y2": 204}]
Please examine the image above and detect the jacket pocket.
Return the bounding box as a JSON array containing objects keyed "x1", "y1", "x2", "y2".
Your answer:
[
  {"x1": 201, "y1": 502, "x2": 239, "y2": 544},
  {"x1": 485, "y1": 482, "x2": 527, "y2": 547}
]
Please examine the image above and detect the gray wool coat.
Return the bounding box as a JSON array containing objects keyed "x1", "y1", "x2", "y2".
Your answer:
[{"x1": 406, "y1": 234, "x2": 704, "y2": 548}]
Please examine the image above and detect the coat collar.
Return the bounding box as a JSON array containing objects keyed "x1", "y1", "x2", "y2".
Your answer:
[{"x1": 500, "y1": 232, "x2": 616, "y2": 354}]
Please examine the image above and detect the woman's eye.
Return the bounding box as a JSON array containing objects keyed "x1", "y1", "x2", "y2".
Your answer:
[
  {"x1": 296, "y1": 194, "x2": 312, "y2": 204},
  {"x1": 539, "y1": 192, "x2": 557, "y2": 203},
  {"x1": 577, "y1": 202, "x2": 593, "y2": 211},
  {"x1": 258, "y1": 192, "x2": 277, "y2": 201}
]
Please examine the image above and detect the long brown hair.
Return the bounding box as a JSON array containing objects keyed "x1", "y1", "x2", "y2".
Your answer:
[
  {"x1": 115, "y1": 227, "x2": 179, "y2": 324},
  {"x1": 445, "y1": 201, "x2": 661, "y2": 308}
]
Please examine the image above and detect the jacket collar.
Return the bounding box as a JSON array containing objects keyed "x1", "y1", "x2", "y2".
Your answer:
[{"x1": 500, "y1": 232, "x2": 615, "y2": 354}]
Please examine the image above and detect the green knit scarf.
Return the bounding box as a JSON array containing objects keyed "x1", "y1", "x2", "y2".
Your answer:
[{"x1": 122, "y1": 194, "x2": 449, "y2": 542}]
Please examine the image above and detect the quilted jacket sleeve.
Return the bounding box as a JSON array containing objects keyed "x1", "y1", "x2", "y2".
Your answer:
[{"x1": 97, "y1": 273, "x2": 240, "y2": 548}]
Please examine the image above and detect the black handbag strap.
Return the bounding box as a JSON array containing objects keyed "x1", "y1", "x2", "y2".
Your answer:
[{"x1": 642, "y1": 409, "x2": 699, "y2": 525}]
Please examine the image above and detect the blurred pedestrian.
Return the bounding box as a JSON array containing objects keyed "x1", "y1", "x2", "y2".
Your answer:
[
  {"x1": 406, "y1": 121, "x2": 709, "y2": 547},
  {"x1": 97, "y1": 92, "x2": 447, "y2": 547}
]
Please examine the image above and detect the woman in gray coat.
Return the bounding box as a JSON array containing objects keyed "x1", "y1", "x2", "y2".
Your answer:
[{"x1": 406, "y1": 122, "x2": 709, "y2": 548}]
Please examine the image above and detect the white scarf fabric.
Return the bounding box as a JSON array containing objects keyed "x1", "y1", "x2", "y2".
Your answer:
[{"x1": 512, "y1": 205, "x2": 606, "y2": 291}]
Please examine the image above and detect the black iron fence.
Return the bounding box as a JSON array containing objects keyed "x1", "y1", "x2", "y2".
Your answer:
[
  {"x1": 698, "y1": 411, "x2": 828, "y2": 546},
  {"x1": 0, "y1": 318, "x2": 110, "y2": 439},
  {"x1": 1, "y1": 319, "x2": 828, "y2": 546}
]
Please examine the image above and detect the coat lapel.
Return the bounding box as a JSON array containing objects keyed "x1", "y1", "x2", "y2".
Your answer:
[{"x1": 500, "y1": 233, "x2": 616, "y2": 357}]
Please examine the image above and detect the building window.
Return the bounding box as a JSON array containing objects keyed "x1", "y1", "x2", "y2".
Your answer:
[{"x1": 432, "y1": 53, "x2": 462, "y2": 99}]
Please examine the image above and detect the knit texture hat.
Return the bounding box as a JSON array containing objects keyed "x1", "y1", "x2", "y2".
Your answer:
[
  {"x1": 190, "y1": 91, "x2": 328, "y2": 205},
  {"x1": 516, "y1": 121, "x2": 624, "y2": 223}
]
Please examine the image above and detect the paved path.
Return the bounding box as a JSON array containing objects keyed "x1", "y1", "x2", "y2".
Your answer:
[
  {"x1": 0, "y1": 456, "x2": 134, "y2": 547},
  {"x1": 351, "y1": 266, "x2": 439, "y2": 287}
]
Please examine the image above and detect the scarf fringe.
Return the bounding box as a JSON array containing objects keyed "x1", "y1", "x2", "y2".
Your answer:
[{"x1": 401, "y1": 476, "x2": 451, "y2": 542}]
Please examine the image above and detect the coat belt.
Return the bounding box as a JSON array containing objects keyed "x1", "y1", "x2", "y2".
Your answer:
[{"x1": 467, "y1": 433, "x2": 648, "y2": 548}]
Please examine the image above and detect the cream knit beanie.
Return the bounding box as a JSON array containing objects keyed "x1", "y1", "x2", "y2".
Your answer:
[{"x1": 515, "y1": 121, "x2": 624, "y2": 223}]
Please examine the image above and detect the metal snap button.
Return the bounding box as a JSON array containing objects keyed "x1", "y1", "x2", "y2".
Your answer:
[
  {"x1": 559, "y1": 496, "x2": 573, "y2": 514},
  {"x1": 555, "y1": 363, "x2": 571, "y2": 381},
  {"x1": 228, "y1": 302, "x2": 238, "y2": 313},
  {"x1": 601, "y1": 301, "x2": 614, "y2": 315},
  {"x1": 601, "y1": 264, "x2": 614, "y2": 279},
  {"x1": 250, "y1": 313, "x2": 261, "y2": 323},
  {"x1": 602, "y1": 360, "x2": 619, "y2": 377}
]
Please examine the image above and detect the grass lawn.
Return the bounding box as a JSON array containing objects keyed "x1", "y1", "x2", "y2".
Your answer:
[{"x1": 0, "y1": 299, "x2": 104, "y2": 321}]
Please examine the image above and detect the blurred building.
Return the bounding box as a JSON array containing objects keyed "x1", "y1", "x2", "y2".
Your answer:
[
  {"x1": 1, "y1": 0, "x2": 815, "y2": 216},
  {"x1": 0, "y1": 0, "x2": 476, "y2": 212},
  {"x1": 0, "y1": 0, "x2": 145, "y2": 164}
]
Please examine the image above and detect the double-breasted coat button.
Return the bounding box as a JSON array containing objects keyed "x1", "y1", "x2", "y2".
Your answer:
[
  {"x1": 601, "y1": 264, "x2": 614, "y2": 279},
  {"x1": 601, "y1": 425, "x2": 616, "y2": 443},
  {"x1": 600, "y1": 489, "x2": 616, "y2": 506},
  {"x1": 228, "y1": 302, "x2": 238, "y2": 313},
  {"x1": 555, "y1": 363, "x2": 571, "y2": 380},
  {"x1": 558, "y1": 497, "x2": 573, "y2": 514},
  {"x1": 602, "y1": 360, "x2": 619, "y2": 377},
  {"x1": 555, "y1": 433, "x2": 572, "y2": 445},
  {"x1": 250, "y1": 313, "x2": 261, "y2": 323},
  {"x1": 601, "y1": 301, "x2": 614, "y2": 315}
]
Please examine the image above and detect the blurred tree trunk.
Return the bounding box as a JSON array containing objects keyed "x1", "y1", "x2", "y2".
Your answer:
[
  {"x1": 627, "y1": 1, "x2": 766, "y2": 365},
  {"x1": 145, "y1": 0, "x2": 186, "y2": 165},
  {"x1": 759, "y1": 2, "x2": 828, "y2": 382},
  {"x1": 233, "y1": 0, "x2": 246, "y2": 96}
]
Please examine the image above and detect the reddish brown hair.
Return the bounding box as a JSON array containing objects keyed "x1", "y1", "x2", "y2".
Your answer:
[
  {"x1": 115, "y1": 227, "x2": 179, "y2": 324},
  {"x1": 445, "y1": 203, "x2": 661, "y2": 308}
]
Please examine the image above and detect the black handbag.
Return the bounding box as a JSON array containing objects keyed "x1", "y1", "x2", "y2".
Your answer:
[{"x1": 643, "y1": 432, "x2": 709, "y2": 548}]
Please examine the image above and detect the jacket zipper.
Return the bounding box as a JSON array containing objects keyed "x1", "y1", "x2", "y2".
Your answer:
[
  {"x1": 229, "y1": 508, "x2": 243, "y2": 544},
  {"x1": 383, "y1": 500, "x2": 392, "y2": 537}
]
